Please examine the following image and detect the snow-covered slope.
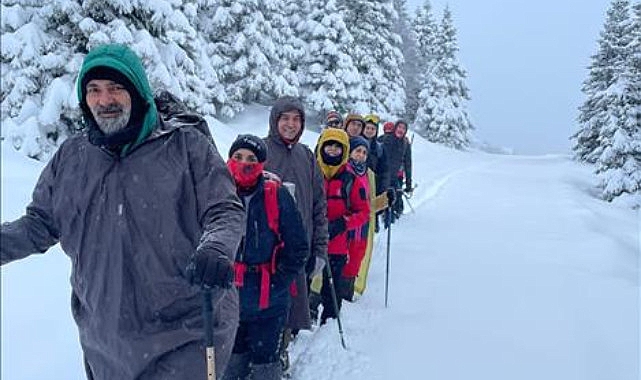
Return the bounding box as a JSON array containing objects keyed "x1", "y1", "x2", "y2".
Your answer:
[
  {"x1": 2, "y1": 106, "x2": 638, "y2": 379},
  {"x1": 291, "y1": 153, "x2": 638, "y2": 380}
]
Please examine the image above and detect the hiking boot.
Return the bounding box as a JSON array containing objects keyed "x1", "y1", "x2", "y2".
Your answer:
[
  {"x1": 278, "y1": 329, "x2": 292, "y2": 376},
  {"x1": 308, "y1": 291, "x2": 322, "y2": 325}
]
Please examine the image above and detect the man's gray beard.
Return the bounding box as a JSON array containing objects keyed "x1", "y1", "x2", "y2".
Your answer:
[{"x1": 94, "y1": 108, "x2": 131, "y2": 135}]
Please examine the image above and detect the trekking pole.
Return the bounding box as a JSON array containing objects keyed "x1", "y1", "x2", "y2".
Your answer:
[
  {"x1": 402, "y1": 192, "x2": 416, "y2": 214},
  {"x1": 202, "y1": 287, "x2": 216, "y2": 380},
  {"x1": 323, "y1": 257, "x2": 348, "y2": 350},
  {"x1": 385, "y1": 207, "x2": 392, "y2": 308}
]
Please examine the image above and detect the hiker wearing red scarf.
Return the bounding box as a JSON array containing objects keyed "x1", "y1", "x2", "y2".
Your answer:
[{"x1": 224, "y1": 134, "x2": 308, "y2": 380}]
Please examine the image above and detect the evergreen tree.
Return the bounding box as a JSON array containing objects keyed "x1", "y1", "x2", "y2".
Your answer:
[
  {"x1": 296, "y1": 0, "x2": 362, "y2": 123},
  {"x1": 80, "y1": 0, "x2": 224, "y2": 114},
  {"x1": 573, "y1": 0, "x2": 633, "y2": 163},
  {"x1": 411, "y1": 0, "x2": 437, "y2": 130},
  {"x1": 394, "y1": 0, "x2": 420, "y2": 122},
  {"x1": 414, "y1": 6, "x2": 473, "y2": 149},
  {"x1": 2, "y1": 0, "x2": 229, "y2": 159},
  {"x1": 269, "y1": 0, "x2": 302, "y2": 100},
  {"x1": 413, "y1": 1, "x2": 438, "y2": 85},
  {"x1": 408, "y1": 0, "x2": 438, "y2": 124},
  {"x1": 344, "y1": 0, "x2": 405, "y2": 118},
  {"x1": 1, "y1": 0, "x2": 84, "y2": 160},
  {"x1": 207, "y1": 0, "x2": 298, "y2": 116},
  {"x1": 207, "y1": 0, "x2": 289, "y2": 117},
  {"x1": 597, "y1": 0, "x2": 641, "y2": 204}
]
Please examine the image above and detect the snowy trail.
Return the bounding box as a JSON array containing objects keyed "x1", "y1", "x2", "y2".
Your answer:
[
  {"x1": 410, "y1": 159, "x2": 500, "y2": 210},
  {"x1": 2, "y1": 120, "x2": 638, "y2": 379},
  {"x1": 297, "y1": 154, "x2": 639, "y2": 380}
]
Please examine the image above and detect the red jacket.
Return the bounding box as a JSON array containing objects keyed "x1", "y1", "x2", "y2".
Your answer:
[
  {"x1": 343, "y1": 170, "x2": 371, "y2": 277},
  {"x1": 325, "y1": 165, "x2": 370, "y2": 256}
]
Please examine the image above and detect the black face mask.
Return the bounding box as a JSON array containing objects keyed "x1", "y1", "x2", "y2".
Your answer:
[
  {"x1": 321, "y1": 150, "x2": 343, "y2": 166},
  {"x1": 321, "y1": 140, "x2": 344, "y2": 166},
  {"x1": 349, "y1": 158, "x2": 367, "y2": 175}
]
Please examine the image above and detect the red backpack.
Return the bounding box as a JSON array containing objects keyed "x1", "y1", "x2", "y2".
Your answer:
[
  {"x1": 263, "y1": 179, "x2": 285, "y2": 262},
  {"x1": 233, "y1": 179, "x2": 286, "y2": 309}
]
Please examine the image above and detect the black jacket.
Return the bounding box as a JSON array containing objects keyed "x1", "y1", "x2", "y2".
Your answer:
[
  {"x1": 380, "y1": 134, "x2": 412, "y2": 189},
  {"x1": 365, "y1": 137, "x2": 390, "y2": 194},
  {"x1": 236, "y1": 179, "x2": 309, "y2": 320}
]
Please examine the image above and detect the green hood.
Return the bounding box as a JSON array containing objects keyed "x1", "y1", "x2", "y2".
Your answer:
[{"x1": 77, "y1": 44, "x2": 158, "y2": 154}]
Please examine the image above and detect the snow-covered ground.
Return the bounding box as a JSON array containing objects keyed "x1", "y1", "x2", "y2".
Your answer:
[{"x1": 2, "y1": 106, "x2": 639, "y2": 379}]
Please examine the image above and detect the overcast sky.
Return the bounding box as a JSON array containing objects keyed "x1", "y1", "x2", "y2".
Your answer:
[{"x1": 406, "y1": 0, "x2": 612, "y2": 154}]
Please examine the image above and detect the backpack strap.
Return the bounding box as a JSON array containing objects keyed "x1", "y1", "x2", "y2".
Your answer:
[
  {"x1": 264, "y1": 180, "x2": 280, "y2": 240},
  {"x1": 338, "y1": 169, "x2": 355, "y2": 211},
  {"x1": 264, "y1": 179, "x2": 299, "y2": 299},
  {"x1": 263, "y1": 179, "x2": 284, "y2": 273},
  {"x1": 232, "y1": 179, "x2": 287, "y2": 310},
  {"x1": 233, "y1": 262, "x2": 273, "y2": 310},
  {"x1": 327, "y1": 169, "x2": 355, "y2": 210}
]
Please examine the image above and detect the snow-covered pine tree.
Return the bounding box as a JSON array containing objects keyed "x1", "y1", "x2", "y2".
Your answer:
[
  {"x1": 268, "y1": 0, "x2": 301, "y2": 100},
  {"x1": 296, "y1": 0, "x2": 362, "y2": 123},
  {"x1": 2, "y1": 0, "x2": 229, "y2": 160},
  {"x1": 182, "y1": 0, "x2": 230, "y2": 117},
  {"x1": 79, "y1": 0, "x2": 224, "y2": 115},
  {"x1": 343, "y1": 0, "x2": 405, "y2": 118},
  {"x1": 393, "y1": 0, "x2": 420, "y2": 122},
  {"x1": 573, "y1": 0, "x2": 633, "y2": 164},
  {"x1": 412, "y1": 0, "x2": 438, "y2": 89},
  {"x1": 596, "y1": 0, "x2": 641, "y2": 205},
  {"x1": 414, "y1": 6, "x2": 473, "y2": 149},
  {"x1": 1, "y1": 0, "x2": 84, "y2": 160},
  {"x1": 206, "y1": 0, "x2": 288, "y2": 117},
  {"x1": 407, "y1": 0, "x2": 438, "y2": 133}
]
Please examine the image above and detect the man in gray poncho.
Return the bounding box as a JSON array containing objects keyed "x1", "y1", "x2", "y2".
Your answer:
[
  {"x1": 1, "y1": 43, "x2": 245, "y2": 379},
  {"x1": 263, "y1": 97, "x2": 329, "y2": 372}
]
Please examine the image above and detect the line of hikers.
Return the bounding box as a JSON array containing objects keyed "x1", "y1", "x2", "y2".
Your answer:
[
  {"x1": 0, "y1": 43, "x2": 413, "y2": 380},
  {"x1": 225, "y1": 102, "x2": 414, "y2": 379}
]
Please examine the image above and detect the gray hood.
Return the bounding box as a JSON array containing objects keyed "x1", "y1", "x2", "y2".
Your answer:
[{"x1": 268, "y1": 96, "x2": 306, "y2": 145}]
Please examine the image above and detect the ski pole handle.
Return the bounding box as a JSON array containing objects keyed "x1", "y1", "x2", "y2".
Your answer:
[
  {"x1": 206, "y1": 346, "x2": 215, "y2": 380},
  {"x1": 202, "y1": 287, "x2": 216, "y2": 380}
]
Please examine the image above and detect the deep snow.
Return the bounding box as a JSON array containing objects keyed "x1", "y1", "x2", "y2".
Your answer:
[{"x1": 1, "y1": 105, "x2": 639, "y2": 379}]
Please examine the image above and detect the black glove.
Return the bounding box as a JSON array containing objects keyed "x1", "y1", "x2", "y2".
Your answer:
[
  {"x1": 386, "y1": 188, "x2": 396, "y2": 205},
  {"x1": 404, "y1": 183, "x2": 413, "y2": 193},
  {"x1": 328, "y1": 217, "x2": 347, "y2": 240},
  {"x1": 186, "y1": 249, "x2": 234, "y2": 288}
]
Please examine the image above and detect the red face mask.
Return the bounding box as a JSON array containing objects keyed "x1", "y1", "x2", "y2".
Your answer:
[{"x1": 227, "y1": 159, "x2": 264, "y2": 189}]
